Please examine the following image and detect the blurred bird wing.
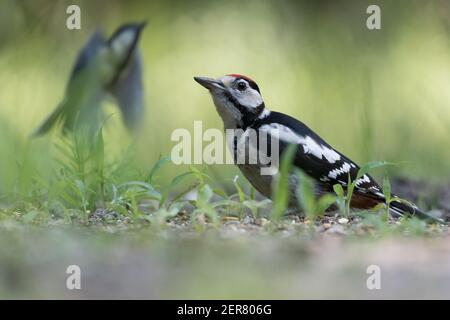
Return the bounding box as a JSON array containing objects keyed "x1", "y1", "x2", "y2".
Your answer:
[
  {"x1": 108, "y1": 50, "x2": 143, "y2": 130},
  {"x1": 31, "y1": 102, "x2": 66, "y2": 136},
  {"x1": 33, "y1": 83, "x2": 104, "y2": 136},
  {"x1": 70, "y1": 30, "x2": 106, "y2": 80},
  {"x1": 33, "y1": 31, "x2": 107, "y2": 136},
  {"x1": 33, "y1": 64, "x2": 104, "y2": 136}
]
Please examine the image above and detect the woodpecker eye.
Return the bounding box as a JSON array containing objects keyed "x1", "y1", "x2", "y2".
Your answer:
[{"x1": 236, "y1": 81, "x2": 247, "y2": 91}]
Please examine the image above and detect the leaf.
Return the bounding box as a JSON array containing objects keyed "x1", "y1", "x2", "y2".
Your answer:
[
  {"x1": 346, "y1": 173, "x2": 355, "y2": 216},
  {"x1": 159, "y1": 171, "x2": 199, "y2": 208},
  {"x1": 213, "y1": 188, "x2": 228, "y2": 198},
  {"x1": 356, "y1": 161, "x2": 395, "y2": 180},
  {"x1": 249, "y1": 186, "x2": 256, "y2": 200},
  {"x1": 382, "y1": 175, "x2": 391, "y2": 204},
  {"x1": 197, "y1": 184, "x2": 214, "y2": 207},
  {"x1": 294, "y1": 169, "x2": 316, "y2": 217},
  {"x1": 118, "y1": 181, "x2": 162, "y2": 200},
  {"x1": 168, "y1": 201, "x2": 186, "y2": 214},
  {"x1": 170, "y1": 171, "x2": 195, "y2": 188},
  {"x1": 390, "y1": 196, "x2": 415, "y2": 208},
  {"x1": 333, "y1": 183, "x2": 344, "y2": 198},
  {"x1": 333, "y1": 183, "x2": 346, "y2": 214},
  {"x1": 233, "y1": 175, "x2": 246, "y2": 203},
  {"x1": 272, "y1": 144, "x2": 296, "y2": 220},
  {"x1": 212, "y1": 199, "x2": 239, "y2": 208},
  {"x1": 146, "y1": 155, "x2": 171, "y2": 184},
  {"x1": 244, "y1": 198, "x2": 271, "y2": 208},
  {"x1": 189, "y1": 166, "x2": 211, "y2": 182}
]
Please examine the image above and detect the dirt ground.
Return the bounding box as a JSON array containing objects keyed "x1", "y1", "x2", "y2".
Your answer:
[
  {"x1": 1, "y1": 222, "x2": 450, "y2": 299},
  {"x1": 1, "y1": 177, "x2": 450, "y2": 299}
]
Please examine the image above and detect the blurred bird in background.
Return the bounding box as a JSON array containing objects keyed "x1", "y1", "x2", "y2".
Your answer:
[{"x1": 32, "y1": 22, "x2": 146, "y2": 136}]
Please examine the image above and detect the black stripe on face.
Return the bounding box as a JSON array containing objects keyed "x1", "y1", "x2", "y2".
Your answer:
[
  {"x1": 224, "y1": 90, "x2": 265, "y2": 128},
  {"x1": 255, "y1": 102, "x2": 265, "y2": 114},
  {"x1": 247, "y1": 80, "x2": 260, "y2": 93},
  {"x1": 236, "y1": 77, "x2": 260, "y2": 93},
  {"x1": 224, "y1": 91, "x2": 247, "y2": 115}
]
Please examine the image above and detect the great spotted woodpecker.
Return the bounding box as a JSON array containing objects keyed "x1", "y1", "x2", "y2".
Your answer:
[
  {"x1": 33, "y1": 22, "x2": 146, "y2": 136},
  {"x1": 194, "y1": 74, "x2": 442, "y2": 222}
]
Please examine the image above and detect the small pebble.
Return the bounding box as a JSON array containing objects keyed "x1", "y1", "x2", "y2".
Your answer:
[
  {"x1": 338, "y1": 218, "x2": 349, "y2": 224},
  {"x1": 322, "y1": 223, "x2": 331, "y2": 230}
]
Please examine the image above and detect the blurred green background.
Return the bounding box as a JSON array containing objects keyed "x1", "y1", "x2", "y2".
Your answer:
[
  {"x1": 1, "y1": 0, "x2": 450, "y2": 199},
  {"x1": 2, "y1": 0, "x2": 450, "y2": 300}
]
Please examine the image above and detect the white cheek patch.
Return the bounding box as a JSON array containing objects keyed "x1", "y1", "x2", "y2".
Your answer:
[
  {"x1": 236, "y1": 88, "x2": 263, "y2": 109},
  {"x1": 258, "y1": 109, "x2": 271, "y2": 119},
  {"x1": 218, "y1": 76, "x2": 263, "y2": 110},
  {"x1": 261, "y1": 124, "x2": 341, "y2": 163}
]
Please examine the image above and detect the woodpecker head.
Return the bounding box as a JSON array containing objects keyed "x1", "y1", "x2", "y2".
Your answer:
[
  {"x1": 194, "y1": 74, "x2": 265, "y2": 128},
  {"x1": 107, "y1": 21, "x2": 146, "y2": 71}
]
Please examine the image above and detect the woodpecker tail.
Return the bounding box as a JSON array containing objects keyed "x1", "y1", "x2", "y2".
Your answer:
[{"x1": 389, "y1": 198, "x2": 444, "y2": 224}]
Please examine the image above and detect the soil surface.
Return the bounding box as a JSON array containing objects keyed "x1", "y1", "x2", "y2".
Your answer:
[{"x1": 1, "y1": 177, "x2": 450, "y2": 299}]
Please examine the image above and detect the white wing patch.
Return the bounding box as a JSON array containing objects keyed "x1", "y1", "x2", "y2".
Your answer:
[
  {"x1": 261, "y1": 123, "x2": 341, "y2": 163},
  {"x1": 355, "y1": 174, "x2": 371, "y2": 186},
  {"x1": 328, "y1": 162, "x2": 351, "y2": 179}
]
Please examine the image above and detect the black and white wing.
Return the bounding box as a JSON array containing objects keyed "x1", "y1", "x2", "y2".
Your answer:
[
  {"x1": 255, "y1": 111, "x2": 443, "y2": 222},
  {"x1": 255, "y1": 111, "x2": 384, "y2": 204}
]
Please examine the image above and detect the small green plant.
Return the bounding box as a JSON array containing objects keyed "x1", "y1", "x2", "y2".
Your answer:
[
  {"x1": 49, "y1": 121, "x2": 165, "y2": 224},
  {"x1": 382, "y1": 175, "x2": 392, "y2": 216},
  {"x1": 271, "y1": 144, "x2": 297, "y2": 220},
  {"x1": 112, "y1": 181, "x2": 161, "y2": 217},
  {"x1": 51, "y1": 127, "x2": 102, "y2": 221},
  {"x1": 192, "y1": 183, "x2": 219, "y2": 227},
  {"x1": 333, "y1": 184, "x2": 346, "y2": 215},
  {"x1": 295, "y1": 169, "x2": 336, "y2": 219},
  {"x1": 146, "y1": 155, "x2": 172, "y2": 185},
  {"x1": 243, "y1": 184, "x2": 271, "y2": 218},
  {"x1": 146, "y1": 201, "x2": 185, "y2": 227}
]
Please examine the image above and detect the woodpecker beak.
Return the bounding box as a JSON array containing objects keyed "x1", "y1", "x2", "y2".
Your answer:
[{"x1": 194, "y1": 77, "x2": 225, "y2": 91}]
